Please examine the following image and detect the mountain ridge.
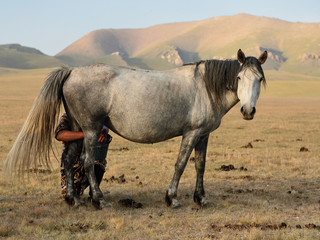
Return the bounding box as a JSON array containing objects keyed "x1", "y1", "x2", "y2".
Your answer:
[
  {"x1": 1, "y1": 14, "x2": 320, "y2": 76},
  {"x1": 55, "y1": 14, "x2": 320, "y2": 75},
  {"x1": 0, "y1": 44, "x2": 63, "y2": 69}
]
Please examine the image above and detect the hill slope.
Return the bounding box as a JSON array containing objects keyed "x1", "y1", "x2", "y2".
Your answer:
[
  {"x1": 2, "y1": 14, "x2": 320, "y2": 76},
  {"x1": 0, "y1": 44, "x2": 63, "y2": 69},
  {"x1": 56, "y1": 14, "x2": 320, "y2": 75}
]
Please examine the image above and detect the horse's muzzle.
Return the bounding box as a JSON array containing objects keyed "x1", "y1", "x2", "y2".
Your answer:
[{"x1": 241, "y1": 106, "x2": 256, "y2": 120}]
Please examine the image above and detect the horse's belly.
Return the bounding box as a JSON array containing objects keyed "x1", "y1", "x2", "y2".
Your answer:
[
  {"x1": 110, "y1": 127, "x2": 182, "y2": 143},
  {"x1": 106, "y1": 115, "x2": 184, "y2": 143}
]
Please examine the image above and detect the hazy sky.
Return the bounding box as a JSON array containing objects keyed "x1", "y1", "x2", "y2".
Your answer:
[{"x1": 1, "y1": 0, "x2": 319, "y2": 56}]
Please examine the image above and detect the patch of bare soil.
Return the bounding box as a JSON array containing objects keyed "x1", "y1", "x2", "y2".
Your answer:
[
  {"x1": 27, "y1": 169, "x2": 52, "y2": 174},
  {"x1": 209, "y1": 222, "x2": 320, "y2": 232},
  {"x1": 300, "y1": 147, "x2": 309, "y2": 152},
  {"x1": 109, "y1": 147, "x2": 129, "y2": 151},
  {"x1": 241, "y1": 139, "x2": 265, "y2": 148},
  {"x1": 104, "y1": 174, "x2": 126, "y2": 183},
  {"x1": 241, "y1": 142, "x2": 253, "y2": 148},
  {"x1": 216, "y1": 164, "x2": 248, "y2": 171},
  {"x1": 118, "y1": 198, "x2": 143, "y2": 208},
  {"x1": 225, "y1": 188, "x2": 267, "y2": 194},
  {"x1": 69, "y1": 222, "x2": 90, "y2": 232}
]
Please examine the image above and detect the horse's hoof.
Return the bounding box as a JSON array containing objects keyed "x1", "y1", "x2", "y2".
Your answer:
[
  {"x1": 199, "y1": 197, "x2": 211, "y2": 207},
  {"x1": 64, "y1": 196, "x2": 85, "y2": 208},
  {"x1": 74, "y1": 198, "x2": 85, "y2": 208},
  {"x1": 64, "y1": 197, "x2": 73, "y2": 206},
  {"x1": 170, "y1": 198, "x2": 182, "y2": 208},
  {"x1": 100, "y1": 199, "x2": 113, "y2": 209},
  {"x1": 194, "y1": 193, "x2": 212, "y2": 207},
  {"x1": 165, "y1": 190, "x2": 172, "y2": 206},
  {"x1": 92, "y1": 198, "x2": 113, "y2": 209}
]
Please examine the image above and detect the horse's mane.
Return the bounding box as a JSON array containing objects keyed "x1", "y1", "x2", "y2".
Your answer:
[
  {"x1": 185, "y1": 57, "x2": 265, "y2": 107},
  {"x1": 204, "y1": 60, "x2": 240, "y2": 105},
  {"x1": 185, "y1": 59, "x2": 240, "y2": 106}
]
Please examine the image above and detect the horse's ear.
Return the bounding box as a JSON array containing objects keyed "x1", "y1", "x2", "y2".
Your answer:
[
  {"x1": 237, "y1": 49, "x2": 246, "y2": 64},
  {"x1": 258, "y1": 51, "x2": 268, "y2": 64}
]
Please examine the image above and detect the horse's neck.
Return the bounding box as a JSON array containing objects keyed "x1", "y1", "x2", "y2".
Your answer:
[
  {"x1": 195, "y1": 61, "x2": 239, "y2": 115},
  {"x1": 220, "y1": 90, "x2": 239, "y2": 115}
]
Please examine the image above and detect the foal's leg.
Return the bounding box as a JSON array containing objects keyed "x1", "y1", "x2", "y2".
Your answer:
[
  {"x1": 165, "y1": 132, "x2": 200, "y2": 208},
  {"x1": 63, "y1": 140, "x2": 84, "y2": 207},
  {"x1": 193, "y1": 134, "x2": 211, "y2": 206},
  {"x1": 83, "y1": 128, "x2": 110, "y2": 208}
]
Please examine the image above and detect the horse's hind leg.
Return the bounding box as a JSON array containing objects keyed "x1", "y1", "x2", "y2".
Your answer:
[
  {"x1": 83, "y1": 128, "x2": 110, "y2": 208},
  {"x1": 193, "y1": 134, "x2": 211, "y2": 207},
  {"x1": 165, "y1": 132, "x2": 200, "y2": 208}
]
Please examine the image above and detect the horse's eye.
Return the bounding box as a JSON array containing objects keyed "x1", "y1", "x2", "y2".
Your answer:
[{"x1": 237, "y1": 76, "x2": 241, "y2": 81}]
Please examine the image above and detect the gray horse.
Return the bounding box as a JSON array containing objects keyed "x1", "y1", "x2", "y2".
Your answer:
[{"x1": 5, "y1": 49, "x2": 267, "y2": 208}]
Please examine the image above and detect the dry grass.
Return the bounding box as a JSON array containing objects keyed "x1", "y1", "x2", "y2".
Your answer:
[{"x1": 0, "y1": 68, "x2": 320, "y2": 239}]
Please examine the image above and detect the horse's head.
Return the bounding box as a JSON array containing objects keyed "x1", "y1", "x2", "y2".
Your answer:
[{"x1": 236, "y1": 49, "x2": 267, "y2": 120}]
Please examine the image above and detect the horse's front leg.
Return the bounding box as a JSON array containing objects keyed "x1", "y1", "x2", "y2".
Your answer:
[
  {"x1": 193, "y1": 134, "x2": 211, "y2": 207},
  {"x1": 165, "y1": 131, "x2": 200, "y2": 208},
  {"x1": 83, "y1": 130, "x2": 110, "y2": 209}
]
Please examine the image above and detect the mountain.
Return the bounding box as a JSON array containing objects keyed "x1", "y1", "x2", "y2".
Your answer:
[
  {"x1": 2, "y1": 14, "x2": 320, "y2": 76},
  {"x1": 56, "y1": 14, "x2": 320, "y2": 76},
  {"x1": 0, "y1": 44, "x2": 63, "y2": 69}
]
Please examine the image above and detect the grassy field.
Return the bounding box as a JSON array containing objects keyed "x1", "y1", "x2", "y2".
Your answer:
[{"x1": 0, "y1": 68, "x2": 320, "y2": 239}]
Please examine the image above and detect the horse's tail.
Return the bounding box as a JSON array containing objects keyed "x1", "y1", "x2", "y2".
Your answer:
[{"x1": 5, "y1": 66, "x2": 72, "y2": 177}]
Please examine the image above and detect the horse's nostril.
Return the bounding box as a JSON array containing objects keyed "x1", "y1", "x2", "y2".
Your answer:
[
  {"x1": 251, "y1": 107, "x2": 256, "y2": 115},
  {"x1": 240, "y1": 106, "x2": 244, "y2": 114}
]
